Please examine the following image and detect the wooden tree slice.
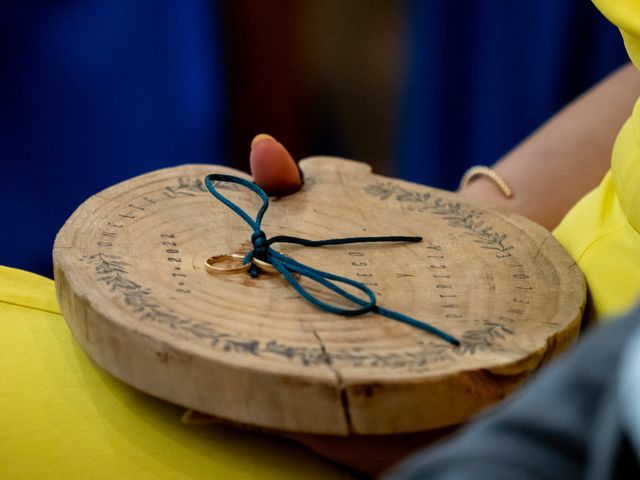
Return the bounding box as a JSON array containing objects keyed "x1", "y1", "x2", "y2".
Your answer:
[{"x1": 53, "y1": 157, "x2": 585, "y2": 435}]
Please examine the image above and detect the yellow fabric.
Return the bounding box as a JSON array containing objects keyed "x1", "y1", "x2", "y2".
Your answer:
[
  {"x1": 554, "y1": 0, "x2": 640, "y2": 319},
  {"x1": 592, "y1": 0, "x2": 640, "y2": 69},
  {"x1": 0, "y1": 266, "x2": 351, "y2": 480}
]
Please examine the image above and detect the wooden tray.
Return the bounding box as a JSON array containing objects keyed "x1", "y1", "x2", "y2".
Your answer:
[{"x1": 53, "y1": 157, "x2": 585, "y2": 435}]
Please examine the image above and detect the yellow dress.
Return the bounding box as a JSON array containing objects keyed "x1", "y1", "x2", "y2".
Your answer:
[
  {"x1": 0, "y1": 266, "x2": 351, "y2": 480},
  {"x1": 554, "y1": 0, "x2": 640, "y2": 319}
]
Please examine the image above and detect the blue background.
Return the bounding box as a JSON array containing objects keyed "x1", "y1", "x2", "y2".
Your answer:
[
  {"x1": 397, "y1": 0, "x2": 628, "y2": 189},
  {"x1": 0, "y1": 1, "x2": 630, "y2": 276}
]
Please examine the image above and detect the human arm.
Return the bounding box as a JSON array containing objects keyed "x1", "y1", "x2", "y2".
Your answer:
[{"x1": 459, "y1": 62, "x2": 640, "y2": 230}]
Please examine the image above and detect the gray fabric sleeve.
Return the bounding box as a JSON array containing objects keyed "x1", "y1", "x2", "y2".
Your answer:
[{"x1": 384, "y1": 309, "x2": 640, "y2": 480}]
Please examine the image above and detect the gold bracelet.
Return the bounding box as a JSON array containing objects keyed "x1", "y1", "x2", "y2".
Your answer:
[{"x1": 459, "y1": 166, "x2": 513, "y2": 198}]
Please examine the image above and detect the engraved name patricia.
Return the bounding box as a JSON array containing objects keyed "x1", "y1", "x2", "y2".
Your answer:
[{"x1": 424, "y1": 243, "x2": 463, "y2": 320}]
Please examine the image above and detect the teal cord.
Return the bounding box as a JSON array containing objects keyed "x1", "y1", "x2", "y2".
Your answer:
[{"x1": 204, "y1": 174, "x2": 460, "y2": 346}]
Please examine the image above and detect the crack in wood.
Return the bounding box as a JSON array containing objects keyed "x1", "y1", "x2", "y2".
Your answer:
[{"x1": 311, "y1": 328, "x2": 354, "y2": 434}]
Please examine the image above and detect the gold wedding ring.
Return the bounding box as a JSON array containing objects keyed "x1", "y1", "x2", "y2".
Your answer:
[
  {"x1": 251, "y1": 257, "x2": 279, "y2": 273},
  {"x1": 204, "y1": 254, "x2": 250, "y2": 274},
  {"x1": 253, "y1": 256, "x2": 300, "y2": 278},
  {"x1": 205, "y1": 252, "x2": 280, "y2": 275},
  {"x1": 204, "y1": 249, "x2": 288, "y2": 275}
]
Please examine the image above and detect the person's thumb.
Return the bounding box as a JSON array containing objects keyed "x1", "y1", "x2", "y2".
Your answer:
[{"x1": 249, "y1": 134, "x2": 303, "y2": 196}]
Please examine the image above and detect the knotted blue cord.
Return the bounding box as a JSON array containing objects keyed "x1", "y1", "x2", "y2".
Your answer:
[{"x1": 205, "y1": 174, "x2": 460, "y2": 346}]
